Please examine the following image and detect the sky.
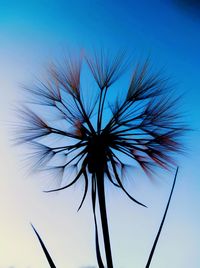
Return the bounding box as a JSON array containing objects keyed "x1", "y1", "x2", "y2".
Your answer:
[{"x1": 0, "y1": 0, "x2": 200, "y2": 267}]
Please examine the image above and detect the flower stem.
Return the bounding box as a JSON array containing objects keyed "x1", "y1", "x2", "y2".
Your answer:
[{"x1": 96, "y1": 170, "x2": 114, "y2": 268}]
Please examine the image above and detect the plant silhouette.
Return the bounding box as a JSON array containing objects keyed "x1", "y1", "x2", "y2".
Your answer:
[
  {"x1": 17, "y1": 50, "x2": 186, "y2": 268},
  {"x1": 31, "y1": 224, "x2": 56, "y2": 268},
  {"x1": 145, "y1": 167, "x2": 179, "y2": 268},
  {"x1": 30, "y1": 168, "x2": 180, "y2": 268}
]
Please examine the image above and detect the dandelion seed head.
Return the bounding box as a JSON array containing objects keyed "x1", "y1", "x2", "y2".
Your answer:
[{"x1": 16, "y1": 50, "x2": 186, "y2": 204}]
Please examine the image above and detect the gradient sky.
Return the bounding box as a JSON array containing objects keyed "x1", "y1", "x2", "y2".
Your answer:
[{"x1": 0, "y1": 1, "x2": 200, "y2": 267}]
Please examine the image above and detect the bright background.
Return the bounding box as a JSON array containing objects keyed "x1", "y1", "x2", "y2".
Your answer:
[{"x1": 0, "y1": 1, "x2": 199, "y2": 267}]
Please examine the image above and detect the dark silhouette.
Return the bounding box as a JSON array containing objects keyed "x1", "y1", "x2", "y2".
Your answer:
[
  {"x1": 146, "y1": 167, "x2": 179, "y2": 268},
  {"x1": 17, "y1": 50, "x2": 186, "y2": 267},
  {"x1": 31, "y1": 224, "x2": 56, "y2": 268}
]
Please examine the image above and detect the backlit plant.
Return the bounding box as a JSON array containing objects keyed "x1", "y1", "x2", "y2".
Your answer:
[{"x1": 17, "y1": 50, "x2": 185, "y2": 268}]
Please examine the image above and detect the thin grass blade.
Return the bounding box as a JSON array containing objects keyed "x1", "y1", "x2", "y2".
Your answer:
[
  {"x1": 31, "y1": 224, "x2": 56, "y2": 268},
  {"x1": 145, "y1": 167, "x2": 179, "y2": 268}
]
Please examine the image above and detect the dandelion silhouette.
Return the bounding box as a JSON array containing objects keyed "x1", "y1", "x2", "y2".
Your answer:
[{"x1": 16, "y1": 50, "x2": 186, "y2": 268}]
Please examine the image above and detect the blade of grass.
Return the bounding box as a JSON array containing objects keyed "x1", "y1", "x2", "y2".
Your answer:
[
  {"x1": 145, "y1": 167, "x2": 179, "y2": 268},
  {"x1": 31, "y1": 223, "x2": 56, "y2": 268}
]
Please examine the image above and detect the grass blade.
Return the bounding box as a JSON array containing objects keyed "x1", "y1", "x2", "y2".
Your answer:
[
  {"x1": 31, "y1": 223, "x2": 56, "y2": 268},
  {"x1": 145, "y1": 167, "x2": 179, "y2": 268}
]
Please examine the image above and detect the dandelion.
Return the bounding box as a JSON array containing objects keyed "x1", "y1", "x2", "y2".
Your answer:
[{"x1": 16, "y1": 50, "x2": 186, "y2": 268}]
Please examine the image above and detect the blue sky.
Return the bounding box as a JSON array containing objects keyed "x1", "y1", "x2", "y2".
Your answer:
[{"x1": 0, "y1": 1, "x2": 200, "y2": 267}]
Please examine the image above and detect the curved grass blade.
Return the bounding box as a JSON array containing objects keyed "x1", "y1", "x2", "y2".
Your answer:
[
  {"x1": 31, "y1": 223, "x2": 56, "y2": 268},
  {"x1": 145, "y1": 167, "x2": 179, "y2": 268}
]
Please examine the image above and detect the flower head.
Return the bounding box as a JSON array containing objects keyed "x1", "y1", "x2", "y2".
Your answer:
[{"x1": 16, "y1": 51, "x2": 186, "y2": 208}]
